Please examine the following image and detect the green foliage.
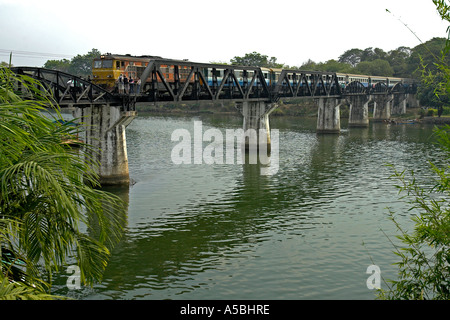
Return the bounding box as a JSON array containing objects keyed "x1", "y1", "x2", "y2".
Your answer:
[
  {"x1": 338, "y1": 48, "x2": 364, "y2": 67},
  {"x1": 68, "y1": 48, "x2": 101, "y2": 77},
  {"x1": 317, "y1": 59, "x2": 354, "y2": 73},
  {"x1": 409, "y1": 37, "x2": 449, "y2": 76},
  {"x1": 0, "y1": 271, "x2": 60, "y2": 300},
  {"x1": 338, "y1": 46, "x2": 407, "y2": 76},
  {"x1": 355, "y1": 59, "x2": 394, "y2": 76},
  {"x1": 43, "y1": 59, "x2": 71, "y2": 73},
  {"x1": 300, "y1": 59, "x2": 353, "y2": 73},
  {"x1": 427, "y1": 108, "x2": 438, "y2": 116},
  {"x1": 418, "y1": 64, "x2": 450, "y2": 107},
  {"x1": 0, "y1": 67, "x2": 126, "y2": 299},
  {"x1": 230, "y1": 52, "x2": 285, "y2": 68},
  {"x1": 380, "y1": 127, "x2": 450, "y2": 299},
  {"x1": 379, "y1": 0, "x2": 450, "y2": 300},
  {"x1": 43, "y1": 48, "x2": 101, "y2": 77},
  {"x1": 416, "y1": 2, "x2": 450, "y2": 108},
  {"x1": 387, "y1": 46, "x2": 412, "y2": 78},
  {"x1": 333, "y1": 39, "x2": 448, "y2": 79},
  {"x1": 442, "y1": 106, "x2": 450, "y2": 115}
]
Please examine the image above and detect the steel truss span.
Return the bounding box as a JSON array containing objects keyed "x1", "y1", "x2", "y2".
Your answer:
[
  {"x1": 9, "y1": 67, "x2": 128, "y2": 108},
  {"x1": 138, "y1": 59, "x2": 272, "y2": 103},
  {"x1": 9, "y1": 61, "x2": 418, "y2": 109}
]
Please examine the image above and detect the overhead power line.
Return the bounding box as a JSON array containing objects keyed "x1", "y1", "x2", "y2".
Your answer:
[{"x1": 0, "y1": 49, "x2": 74, "y2": 60}]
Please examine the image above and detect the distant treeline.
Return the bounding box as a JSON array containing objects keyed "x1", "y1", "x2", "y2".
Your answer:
[
  {"x1": 29, "y1": 37, "x2": 447, "y2": 81},
  {"x1": 227, "y1": 37, "x2": 449, "y2": 79},
  {"x1": 1, "y1": 36, "x2": 446, "y2": 108}
]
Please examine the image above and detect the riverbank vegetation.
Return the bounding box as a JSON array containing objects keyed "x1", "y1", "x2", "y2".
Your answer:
[
  {"x1": 377, "y1": 0, "x2": 450, "y2": 300},
  {"x1": 0, "y1": 68, "x2": 126, "y2": 299}
]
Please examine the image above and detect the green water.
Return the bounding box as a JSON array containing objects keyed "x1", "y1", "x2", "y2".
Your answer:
[{"x1": 59, "y1": 113, "x2": 445, "y2": 300}]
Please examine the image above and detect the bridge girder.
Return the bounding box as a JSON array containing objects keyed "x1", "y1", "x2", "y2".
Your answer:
[
  {"x1": 272, "y1": 70, "x2": 342, "y2": 101},
  {"x1": 9, "y1": 67, "x2": 130, "y2": 108},
  {"x1": 9, "y1": 65, "x2": 418, "y2": 107},
  {"x1": 138, "y1": 59, "x2": 272, "y2": 103}
]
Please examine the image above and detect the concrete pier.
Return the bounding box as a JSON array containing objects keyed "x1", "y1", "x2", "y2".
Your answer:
[
  {"x1": 392, "y1": 93, "x2": 407, "y2": 115},
  {"x1": 407, "y1": 93, "x2": 420, "y2": 108},
  {"x1": 236, "y1": 101, "x2": 277, "y2": 151},
  {"x1": 373, "y1": 94, "x2": 393, "y2": 121},
  {"x1": 347, "y1": 95, "x2": 371, "y2": 127},
  {"x1": 73, "y1": 105, "x2": 136, "y2": 186},
  {"x1": 316, "y1": 97, "x2": 341, "y2": 133}
]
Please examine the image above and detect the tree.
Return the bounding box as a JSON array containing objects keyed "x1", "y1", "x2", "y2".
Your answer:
[
  {"x1": 316, "y1": 59, "x2": 354, "y2": 73},
  {"x1": 68, "y1": 48, "x2": 101, "y2": 77},
  {"x1": 407, "y1": 37, "x2": 449, "y2": 77},
  {"x1": 0, "y1": 67, "x2": 126, "y2": 299},
  {"x1": 355, "y1": 59, "x2": 394, "y2": 76},
  {"x1": 230, "y1": 52, "x2": 285, "y2": 68},
  {"x1": 43, "y1": 59, "x2": 71, "y2": 73},
  {"x1": 338, "y1": 48, "x2": 363, "y2": 67},
  {"x1": 299, "y1": 59, "x2": 318, "y2": 70},
  {"x1": 43, "y1": 49, "x2": 101, "y2": 77},
  {"x1": 387, "y1": 46, "x2": 412, "y2": 77},
  {"x1": 418, "y1": 69, "x2": 449, "y2": 108},
  {"x1": 360, "y1": 47, "x2": 388, "y2": 62}
]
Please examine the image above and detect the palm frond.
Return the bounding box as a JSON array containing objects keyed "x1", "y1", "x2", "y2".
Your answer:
[{"x1": 1, "y1": 65, "x2": 126, "y2": 297}]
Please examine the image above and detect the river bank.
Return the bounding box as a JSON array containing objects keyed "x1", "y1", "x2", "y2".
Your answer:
[
  {"x1": 62, "y1": 101, "x2": 449, "y2": 124},
  {"x1": 135, "y1": 101, "x2": 432, "y2": 122},
  {"x1": 135, "y1": 99, "x2": 321, "y2": 117}
]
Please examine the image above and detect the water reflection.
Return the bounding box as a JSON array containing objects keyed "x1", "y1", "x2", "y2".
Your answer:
[{"x1": 69, "y1": 114, "x2": 445, "y2": 300}]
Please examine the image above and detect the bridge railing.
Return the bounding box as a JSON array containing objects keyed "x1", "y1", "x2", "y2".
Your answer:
[
  {"x1": 10, "y1": 67, "x2": 124, "y2": 107},
  {"x1": 342, "y1": 79, "x2": 418, "y2": 95},
  {"x1": 272, "y1": 70, "x2": 342, "y2": 101}
]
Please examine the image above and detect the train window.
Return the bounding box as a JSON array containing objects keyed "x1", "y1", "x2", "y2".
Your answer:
[
  {"x1": 94, "y1": 60, "x2": 102, "y2": 68},
  {"x1": 102, "y1": 60, "x2": 113, "y2": 68},
  {"x1": 116, "y1": 61, "x2": 120, "y2": 69}
]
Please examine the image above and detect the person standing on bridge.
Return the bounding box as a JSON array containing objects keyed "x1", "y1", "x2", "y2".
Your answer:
[
  {"x1": 129, "y1": 76, "x2": 134, "y2": 94},
  {"x1": 117, "y1": 74, "x2": 124, "y2": 94},
  {"x1": 124, "y1": 75, "x2": 129, "y2": 94},
  {"x1": 136, "y1": 78, "x2": 141, "y2": 94}
]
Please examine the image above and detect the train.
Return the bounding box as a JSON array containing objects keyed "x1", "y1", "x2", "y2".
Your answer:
[
  {"x1": 91, "y1": 54, "x2": 406, "y2": 93},
  {"x1": 256, "y1": 68, "x2": 404, "y2": 88}
]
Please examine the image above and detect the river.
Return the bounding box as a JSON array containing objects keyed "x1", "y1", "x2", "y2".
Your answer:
[{"x1": 56, "y1": 112, "x2": 446, "y2": 300}]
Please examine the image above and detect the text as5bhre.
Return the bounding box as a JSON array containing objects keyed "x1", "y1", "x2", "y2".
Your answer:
[
  {"x1": 223, "y1": 304, "x2": 269, "y2": 315},
  {"x1": 180, "y1": 304, "x2": 270, "y2": 317}
]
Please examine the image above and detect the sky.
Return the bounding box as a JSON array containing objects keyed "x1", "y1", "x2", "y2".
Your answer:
[{"x1": 0, "y1": 0, "x2": 448, "y2": 68}]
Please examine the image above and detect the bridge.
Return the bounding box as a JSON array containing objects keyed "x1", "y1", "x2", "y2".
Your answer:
[{"x1": 10, "y1": 62, "x2": 419, "y2": 185}]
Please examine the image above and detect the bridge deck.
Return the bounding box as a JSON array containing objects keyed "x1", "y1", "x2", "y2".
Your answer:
[{"x1": 10, "y1": 63, "x2": 417, "y2": 110}]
